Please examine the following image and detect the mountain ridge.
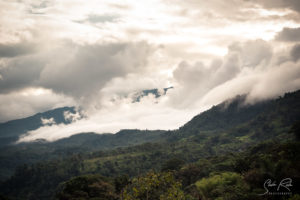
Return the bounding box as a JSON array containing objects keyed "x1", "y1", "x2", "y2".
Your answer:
[
  {"x1": 0, "y1": 90, "x2": 299, "y2": 199},
  {"x1": 0, "y1": 90, "x2": 299, "y2": 182}
]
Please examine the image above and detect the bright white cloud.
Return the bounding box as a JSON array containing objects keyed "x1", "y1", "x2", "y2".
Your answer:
[
  {"x1": 41, "y1": 117, "x2": 56, "y2": 126},
  {"x1": 64, "y1": 110, "x2": 82, "y2": 123}
]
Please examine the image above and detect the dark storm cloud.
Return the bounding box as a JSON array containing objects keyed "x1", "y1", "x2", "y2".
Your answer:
[
  {"x1": 0, "y1": 42, "x2": 36, "y2": 58},
  {"x1": 0, "y1": 40, "x2": 153, "y2": 100},
  {"x1": 290, "y1": 44, "x2": 300, "y2": 62},
  {"x1": 0, "y1": 57, "x2": 44, "y2": 93},
  {"x1": 39, "y1": 41, "x2": 153, "y2": 98},
  {"x1": 276, "y1": 27, "x2": 300, "y2": 42}
]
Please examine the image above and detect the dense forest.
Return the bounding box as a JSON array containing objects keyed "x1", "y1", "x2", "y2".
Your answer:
[{"x1": 0, "y1": 90, "x2": 300, "y2": 199}]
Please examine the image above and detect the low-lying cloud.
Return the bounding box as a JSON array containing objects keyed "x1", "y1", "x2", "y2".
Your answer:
[{"x1": 18, "y1": 95, "x2": 201, "y2": 142}]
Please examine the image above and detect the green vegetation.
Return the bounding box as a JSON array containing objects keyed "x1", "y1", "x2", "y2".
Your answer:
[
  {"x1": 55, "y1": 174, "x2": 118, "y2": 200},
  {"x1": 123, "y1": 171, "x2": 186, "y2": 200},
  {"x1": 0, "y1": 90, "x2": 299, "y2": 199},
  {"x1": 195, "y1": 172, "x2": 249, "y2": 200}
]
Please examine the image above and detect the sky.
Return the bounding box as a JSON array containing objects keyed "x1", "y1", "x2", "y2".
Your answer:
[{"x1": 1, "y1": 0, "x2": 300, "y2": 142}]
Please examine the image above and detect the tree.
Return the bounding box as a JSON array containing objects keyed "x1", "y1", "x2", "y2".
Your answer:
[
  {"x1": 55, "y1": 174, "x2": 118, "y2": 200},
  {"x1": 114, "y1": 175, "x2": 130, "y2": 200},
  {"x1": 195, "y1": 172, "x2": 250, "y2": 200},
  {"x1": 290, "y1": 120, "x2": 300, "y2": 140},
  {"x1": 175, "y1": 164, "x2": 204, "y2": 187},
  {"x1": 161, "y1": 158, "x2": 185, "y2": 172},
  {"x1": 123, "y1": 171, "x2": 186, "y2": 200}
]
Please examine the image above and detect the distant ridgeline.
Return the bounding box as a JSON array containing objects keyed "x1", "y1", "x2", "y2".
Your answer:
[
  {"x1": 133, "y1": 86, "x2": 173, "y2": 102},
  {"x1": 0, "y1": 90, "x2": 299, "y2": 199},
  {"x1": 0, "y1": 107, "x2": 77, "y2": 146}
]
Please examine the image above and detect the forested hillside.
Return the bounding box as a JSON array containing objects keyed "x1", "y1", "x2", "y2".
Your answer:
[{"x1": 0, "y1": 90, "x2": 300, "y2": 200}]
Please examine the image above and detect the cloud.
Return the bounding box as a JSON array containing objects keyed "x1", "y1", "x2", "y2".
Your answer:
[
  {"x1": 290, "y1": 44, "x2": 300, "y2": 62},
  {"x1": 173, "y1": 61, "x2": 210, "y2": 86},
  {"x1": 0, "y1": 40, "x2": 156, "y2": 121},
  {"x1": 0, "y1": 42, "x2": 36, "y2": 58},
  {"x1": 86, "y1": 14, "x2": 120, "y2": 23},
  {"x1": 28, "y1": 0, "x2": 54, "y2": 15},
  {"x1": 30, "y1": 0, "x2": 52, "y2": 10},
  {"x1": 41, "y1": 117, "x2": 56, "y2": 126},
  {"x1": 0, "y1": 88, "x2": 75, "y2": 122},
  {"x1": 200, "y1": 61, "x2": 300, "y2": 105},
  {"x1": 169, "y1": 39, "x2": 272, "y2": 108},
  {"x1": 252, "y1": 0, "x2": 300, "y2": 14},
  {"x1": 0, "y1": 40, "x2": 154, "y2": 96},
  {"x1": 191, "y1": 41, "x2": 300, "y2": 105},
  {"x1": 228, "y1": 40, "x2": 272, "y2": 67},
  {"x1": 64, "y1": 110, "x2": 82, "y2": 123},
  {"x1": 247, "y1": 61, "x2": 300, "y2": 101},
  {"x1": 39, "y1": 41, "x2": 154, "y2": 98},
  {"x1": 170, "y1": 60, "x2": 220, "y2": 108},
  {"x1": 0, "y1": 55, "x2": 45, "y2": 94},
  {"x1": 17, "y1": 95, "x2": 201, "y2": 142},
  {"x1": 276, "y1": 27, "x2": 300, "y2": 42}
]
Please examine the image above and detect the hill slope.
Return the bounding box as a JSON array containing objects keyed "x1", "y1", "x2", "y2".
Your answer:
[{"x1": 0, "y1": 90, "x2": 300, "y2": 199}]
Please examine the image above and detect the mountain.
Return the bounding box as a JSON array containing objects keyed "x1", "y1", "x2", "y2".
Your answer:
[
  {"x1": 0, "y1": 90, "x2": 299, "y2": 199},
  {"x1": 0, "y1": 107, "x2": 77, "y2": 146},
  {"x1": 133, "y1": 87, "x2": 173, "y2": 102},
  {"x1": 180, "y1": 95, "x2": 268, "y2": 132}
]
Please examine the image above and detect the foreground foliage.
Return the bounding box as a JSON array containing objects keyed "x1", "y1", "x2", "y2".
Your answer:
[
  {"x1": 55, "y1": 174, "x2": 118, "y2": 200},
  {"x1": 123, "y1": 171, "x2": 186, "y2": 200}
]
